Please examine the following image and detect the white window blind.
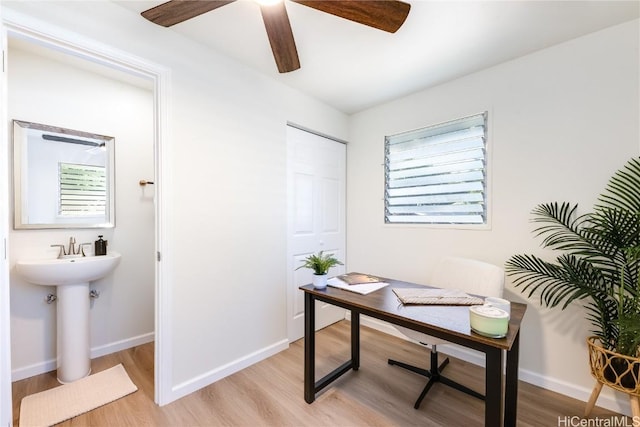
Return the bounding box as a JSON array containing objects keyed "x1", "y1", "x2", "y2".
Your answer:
[
  {"x1": 59, "y1": 163, "x2": 106, "y2": 216},
  {"x1": 385, "y1": 112, "x2": 488, "y2": 224}
]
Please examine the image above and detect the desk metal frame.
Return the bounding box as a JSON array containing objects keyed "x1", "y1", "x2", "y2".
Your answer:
[{"x1": 301, "y1": 278, "x2": 526, "y2": 427}]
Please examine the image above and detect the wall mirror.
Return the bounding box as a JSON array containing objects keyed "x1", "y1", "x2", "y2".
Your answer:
[{"x1": 13, "y1": 120, "x2": 115, "y2": 229}]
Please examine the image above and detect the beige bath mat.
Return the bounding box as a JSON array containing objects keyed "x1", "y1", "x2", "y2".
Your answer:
[{"x1": 19, "y1": 364, "x2": 137, "y2": 426}]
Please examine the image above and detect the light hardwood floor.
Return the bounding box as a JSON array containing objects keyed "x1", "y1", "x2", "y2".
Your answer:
[{"x1": 12, "y1": 320, "x2": 626, "y2": 426}]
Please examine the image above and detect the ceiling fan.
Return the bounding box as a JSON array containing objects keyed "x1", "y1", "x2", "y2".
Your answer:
[{"x1": 141, "y1": 0, "x2": 411, "y2": 73}]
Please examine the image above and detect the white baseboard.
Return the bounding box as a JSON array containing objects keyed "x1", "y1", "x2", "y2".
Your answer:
[
  {"x1": 11, "y1": 332, "x2": 155, "y2": 382},
  {"x1": 518, "y1": 367, "x2": 630, "y2": 416},
  {"x1": 91, "y1": 332, "x2": 155, "y2": 359},
  {"x1": 11, "y1": 358, "x2": 57, "y2": 382},
  {"x1": 351, "y1": 314, "x2": 632, "y2": 417},
  {"x1": 169, "y1": 339, "x2": 289, "y2": 403}
]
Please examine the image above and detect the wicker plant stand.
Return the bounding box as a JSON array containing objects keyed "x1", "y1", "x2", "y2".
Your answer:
[{"x1": 585, "y1": 336, "x2": 640, "y2": 417}]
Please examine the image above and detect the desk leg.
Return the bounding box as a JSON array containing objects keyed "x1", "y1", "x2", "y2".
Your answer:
[
  {"x1": 504, "y1": 330, "x2": 520, "y2": 427},
  {"x1": 304, "y1": 292, "x2": 315, "y2": 404},
  {"x1": 351, "y1": 311, "x2": 360, "y2": 371},
  {"x1": 485, "y1": 347, "x2": 503, "y2": 426}
]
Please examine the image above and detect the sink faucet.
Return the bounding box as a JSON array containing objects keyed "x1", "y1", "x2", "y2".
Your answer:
[
  {"x1": 68, "y1": 237, "x2": 77, "y2": 255},
  {"x1": 50, "y1": 237, "x2": 90, "y2": 258},
  {"x1": 50, "y1": 244, "x2": 66, "y2": 258}
]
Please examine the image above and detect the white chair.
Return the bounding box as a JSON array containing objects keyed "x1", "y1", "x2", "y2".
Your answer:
[{"x1": 388, "y1": 257, "x2": 505, "y2": 409}]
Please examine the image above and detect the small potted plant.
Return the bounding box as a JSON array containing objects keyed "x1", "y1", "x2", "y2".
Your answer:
[{"x1": 296, "y1": 251, "x2": 343, "y2": 289}]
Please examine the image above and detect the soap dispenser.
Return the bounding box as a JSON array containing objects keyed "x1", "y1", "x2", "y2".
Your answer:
[{"x1": 95, "y1": 235, "x2": 108, "y2": 256}]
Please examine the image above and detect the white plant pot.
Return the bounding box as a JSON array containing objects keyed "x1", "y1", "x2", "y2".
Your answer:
[{"x1": 312, "y1": 274, "x2": 328, "y2": 289}]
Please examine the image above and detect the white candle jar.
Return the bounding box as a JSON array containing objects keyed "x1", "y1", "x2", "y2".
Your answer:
[{"x1": 469, "y1": 305, "x2": 509, "y2": 338}]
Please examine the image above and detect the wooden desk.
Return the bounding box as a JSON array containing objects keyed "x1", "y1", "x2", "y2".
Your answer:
[{"x1": 300, "y1": 276, "x2": 526, "y2": 427}]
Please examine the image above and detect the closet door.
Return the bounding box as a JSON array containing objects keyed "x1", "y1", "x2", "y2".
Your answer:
[{"x1": 287, "y1": 125, "x2": 346, "y2": 341}]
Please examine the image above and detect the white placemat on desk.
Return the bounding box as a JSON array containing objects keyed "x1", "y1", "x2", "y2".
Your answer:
[{"x1": 327, "y1": 277, "x2": 389, "y2": 295}]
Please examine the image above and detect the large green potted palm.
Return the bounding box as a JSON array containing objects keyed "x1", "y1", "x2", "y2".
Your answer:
[{"x1": 506, "y1": 157, "x2": 640, "y2": 392}]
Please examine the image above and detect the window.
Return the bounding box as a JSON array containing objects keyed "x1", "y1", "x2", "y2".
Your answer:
[
  {"x1": 59, "y1": 163, "x2": 107, "y2": 216},
  {"x1": 384, "y1": 112, "x2": 488, "y2": 225}
]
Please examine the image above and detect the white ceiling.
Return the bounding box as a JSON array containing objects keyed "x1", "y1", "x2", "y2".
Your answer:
[{"x1": 115, "y1": 1, "x2": 639, "y2": 114}]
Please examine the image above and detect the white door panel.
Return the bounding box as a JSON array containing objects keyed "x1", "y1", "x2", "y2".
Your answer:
[
  {"x1": 287, "y1": 126, "x2": 346, "y2": 342},
  {"x1": 293, "y1": 172, "x2": 314, "y2": 233}
]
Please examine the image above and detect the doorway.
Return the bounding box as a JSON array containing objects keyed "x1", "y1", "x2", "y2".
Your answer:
[
  {"x1": 0, "y1": 16, "x2": 171, "y2": 422},
  {"x1": 286, "y1": 124, "x2": 347, "y2": 341}
]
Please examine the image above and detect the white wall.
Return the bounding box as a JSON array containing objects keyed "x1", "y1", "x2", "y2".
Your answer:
[
  {"x1": 8, "y1": 44, "x2": 155, "y2": 379},
  {"x1": 2, "y1": 0, "x2": 349, "y2": 404},
  {"x1": 347, "y1": 19, "x2": 639, "y2": 414}
]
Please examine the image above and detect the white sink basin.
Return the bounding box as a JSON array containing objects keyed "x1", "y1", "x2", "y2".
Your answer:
[
  {"x1": 14, "y1": 251, "x2": 121, "y2": 383},
  {"x1": 15, "y1": 252, "x2": 121, "y2": 286}
]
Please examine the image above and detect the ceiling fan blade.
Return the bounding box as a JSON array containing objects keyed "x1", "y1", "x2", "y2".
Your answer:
[
  {"x1": 292, "y1": 0, "x2": 410, "y2": 33},
  {"x1": 260, "y1": 2, "x2": 300, "y2": 73},
  {"x1": 141, "y1": 0, "x2": 236, "y2": 27}
]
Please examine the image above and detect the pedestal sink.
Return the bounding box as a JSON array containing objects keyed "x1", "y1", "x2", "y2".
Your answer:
[{"x1": 15, "y1": 252, "x2": 121, "y2": 383}]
